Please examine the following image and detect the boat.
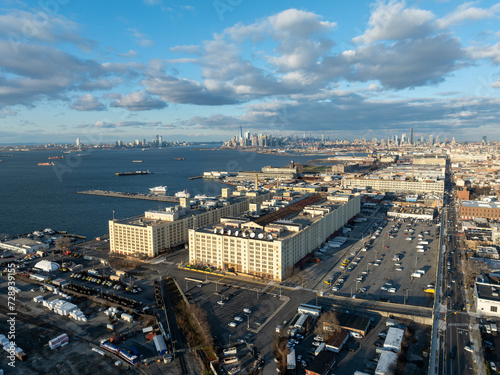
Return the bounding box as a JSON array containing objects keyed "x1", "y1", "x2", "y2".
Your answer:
[
  {"x1": 38, "y1": 162, "x2": 54, "y2": 166},
  {"x1": 132, "y1": 160, "x2": 143, "y2": 163},
  {"x1": 116, "y1": 170, "x2": 151, "y2": 176},
  {"x1": 77, "y1": 153, "x2": 90, "y2": 157},
  {"x1": 48, "y1": 156, "x2": 63, "y2": 159},
  {"x1": 174, "y1": 157, "x2": 185, "y2": 160},
  {"x1": 142, "y1": 148, "x2": 150, "y2": 151},
  {"x1": 175, "y1": 189, "x2": 191, "y2": 198},
  {"x1": 149, "y1": 186, "x2": 168, "y2": 193}
]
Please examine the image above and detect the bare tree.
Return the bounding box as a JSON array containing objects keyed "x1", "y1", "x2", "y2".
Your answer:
[
  {"x1": 314, "y1": 311, "x2": 340, "y2": 340},
  {"x1": 55, "y1": 237, "x2": 71, "y2": 251}
]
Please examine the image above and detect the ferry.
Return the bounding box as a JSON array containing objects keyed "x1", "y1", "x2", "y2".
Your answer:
[
  {"x1": 48, "y1": 156, "x2": 64, "y2": 159},
  {"x1": 174, "y1": 157, "x2": 185, "y2": 160},
  {"x1": 132, "y1": 160, "x2": 143, "y2": 163},
  {"x1": 175, "y1": 189, "x2": 191, "y2": 198},
  {"x1": 149, "y1": 186, "x2": 168, "y2": 193},
  {"x1": 38, "y1": 162, "x2": 55, "y2": 166}
]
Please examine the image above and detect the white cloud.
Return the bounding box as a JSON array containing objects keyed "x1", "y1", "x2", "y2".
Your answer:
[
  {"x1": 118, "y1": 49, "x2": 139, "y2": 58},
  {"x1": 110, "y1": 91, "x2": 167, "y2": 111},
  {"x1": 436, "y1": 2, "x2": 500, "y2": 29},
  {"x1": 127, "y1": 28, "x2": 155, "y2": 47},
  {"x1": 70, "y1": 94, "x2": 106, "y2": 111},
  {"x1": 353, "y1": 1, "x2": 435, "y2": 44},
  {"x1": 170, "y1": 45, "x2": 200, "y2": 54},
  {"x1": 467, "y1": 42, "x2": 500, "y2": 64}
]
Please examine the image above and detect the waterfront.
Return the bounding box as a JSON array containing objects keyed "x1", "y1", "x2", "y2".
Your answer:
[{"x1": 0, "y1": 147, "x2": 313, "y2": 239}]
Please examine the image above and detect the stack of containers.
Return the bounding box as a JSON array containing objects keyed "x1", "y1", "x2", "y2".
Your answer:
[
  {"x1": 41, "y1": 299, "x2": 86, "y2": 320},
  {"x1": 49, "y1": 334, "x2": 69, "y2": 350},
  {"x1": 104, "y1": 307, "x2": 119, "y2": 316},
  {"x1": 0, "y1": 335, "x2": 10, "y2": 349},
  {"x1": 32, "y1": 295, "x2": 43, "y2": 303}
]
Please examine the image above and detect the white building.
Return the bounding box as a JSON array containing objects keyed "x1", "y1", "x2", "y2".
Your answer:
[
  {"x1": 475, "y1": 274, "x2": 500, "y2": 318},
  {"x1": 0, "y1": 238, "x2": 49, "y2": 254}
]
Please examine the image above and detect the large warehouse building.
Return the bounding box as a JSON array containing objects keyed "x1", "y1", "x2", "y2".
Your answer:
[
  {"x1": 341, "y1": 178, "x2": 445, "y2": 194},
  {"x1": 188, "y1": 193, "x2": 360, "y2": 281},
  {"x1": 109, "y1": 189, "x2": 273, "y2": 258}
]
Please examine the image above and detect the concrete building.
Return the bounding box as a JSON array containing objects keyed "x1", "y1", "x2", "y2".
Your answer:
[
  {"x1": 0, "y1": 238, "x2": 49, "y2": 255},
  {"x1": 109, "y1": 190, "x2": 273, "y2": 258},
  {"x1": 188, "y1": 193, "x2": 360, "y2": 281},
  {"x1": 474, "y1": 274, "x2": 500, "y2": 318},
  {"x1": 342, "y1": 178, "x2": 445, "y2": 194},
  {"x1": 413, "y1": 156, "x2": 447, "y2": 166},
  {"x1": 476, "y1": 246, "x2": 500, "y2": 260},
  {"x1": 459, "y1": 200, "x2": 500, "y2": 220}
]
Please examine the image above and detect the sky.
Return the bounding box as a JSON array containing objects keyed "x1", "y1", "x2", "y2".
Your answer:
[{"x1": 1, "y1": 0, "x2": 500, "y2": 144}]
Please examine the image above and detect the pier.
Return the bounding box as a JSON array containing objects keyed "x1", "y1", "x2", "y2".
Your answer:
[{"x1": 77, "y1": 190, "x2": 180, "y2": 203}]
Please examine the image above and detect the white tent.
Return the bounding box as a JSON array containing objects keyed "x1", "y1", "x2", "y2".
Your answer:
[{"x1": 34, "y1": 260, "x2": 60, "y2": 272}]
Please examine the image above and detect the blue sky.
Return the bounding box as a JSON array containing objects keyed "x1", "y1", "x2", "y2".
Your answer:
[{"x1": 1, "y1": 0, "x2": 500, "y2": 144}]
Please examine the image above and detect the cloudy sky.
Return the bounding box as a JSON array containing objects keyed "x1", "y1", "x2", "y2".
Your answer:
[{"x1": 1, "y1": 0, "x2": 500, "y2": 144}]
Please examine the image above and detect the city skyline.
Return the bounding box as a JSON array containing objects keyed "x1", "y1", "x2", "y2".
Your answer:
[{"x1": 1, "y1": 1, "x2": 500, "y2": 143}]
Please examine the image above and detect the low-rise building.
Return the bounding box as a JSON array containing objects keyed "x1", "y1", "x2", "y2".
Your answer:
[
  {"x1": 0, "y1": 238, "x2": 49, "y2": 254},
  {"x1": 475, "y1": 274, "x2": 500, "y2": 318},
  {"x1": 305, "y1": 351, "x2": 336, "y2": 375},
  {"x1": 375, "y1": 350, "x2": 398, "y2": 375},
  {"x1": 383, "y1": 327, "x2": 405, "y2": 352}
]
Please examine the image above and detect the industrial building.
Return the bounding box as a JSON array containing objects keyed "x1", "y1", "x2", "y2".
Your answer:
[
  {"x1": 109, "y1": 189, "x2": 273, "y2": 258},
  {"x1": 188, "y1": 193, "x2": 360, "y2": 281},
  {"x1": 0, "y1": 238, "x2": 49, "y2": 255}
]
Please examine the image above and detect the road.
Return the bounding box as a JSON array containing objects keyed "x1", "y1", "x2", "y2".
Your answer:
[{"x1": 442, "y1": 175, "x2": 483, "y2": 375}]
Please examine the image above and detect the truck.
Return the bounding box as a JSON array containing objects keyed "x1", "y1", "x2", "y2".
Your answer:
[
  {"x1": 491, "y1": 322, "x2": 498, "y2": 335},
  {"x1": 411, "y1": 272, "x2": 422, "y2": 278},
  {"x1": 287, "y1": 349, "x2": 296, "y2": 370},
  {"x1": 314, "y1": 342, "x2": 326, "y2": 356},
  {"x1": 419, "y1": 241, "x2": 429, "y2": 245},
  {"x1": 276, "y1": 325, "x2": 282, "y2": 333}
]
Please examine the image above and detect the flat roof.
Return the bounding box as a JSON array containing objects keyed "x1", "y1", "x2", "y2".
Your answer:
[
  {"x1": 337, "y1": 312, "x2": 371, "y2": 333},
  {"x1": 461, "y1": 200, "x2": 500, "y2": 209},
  {"x1": 305, "y1": 351, "x2": 336, "y2": 374},
  {"x1": 115, "y1": 193, "x2": 263, "y2": 227},
  {"x1": 4, "y1": 238, "x2": 43, "y2": 247}
]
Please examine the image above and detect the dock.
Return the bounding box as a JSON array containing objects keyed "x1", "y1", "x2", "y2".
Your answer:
[{"x1": 77, "y1": 190, "x2": 180, "y2": 203}]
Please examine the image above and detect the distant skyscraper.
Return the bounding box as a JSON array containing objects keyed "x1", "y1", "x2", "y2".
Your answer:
[
  {"x1": 451, "y1": 137, "x2": 456, "y2": 146},
  {"x1": 76, "y1": 137, "x2": 80, "y2": 148},
  {"x1": 420, "y1": 136, "x2": 424, "y2": 143},
  {"x1": 158, "y1": 135, "x2": 163, "y2": 145},
  {"x1": 410, "y1": 128, "x2": 413, "y2": 144},
  {"x1": 483, "y1": 136, "x2": 488, "y2": 145},
  {"x1": 428, "y1": 135, "x2": 433, "y2": 145},
  {"x1": 401, "y1": 133, "x2": 406, "y2": 144},
  {"x1": 435, "y1": 135, "x2": 440, "y2": 145}
]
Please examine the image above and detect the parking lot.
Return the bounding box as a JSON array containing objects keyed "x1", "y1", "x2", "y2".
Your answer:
[
  {"x1": 185, "y1": 280, "x2": 286, "y2": 345},
  {"x1": 320, "y1": 213, "x2": 440, "y2": 307}
]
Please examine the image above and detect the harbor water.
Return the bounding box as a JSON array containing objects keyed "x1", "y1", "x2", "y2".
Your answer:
[{"x1": 0, "y1": 147, "x2": 314, "y2": 239}]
